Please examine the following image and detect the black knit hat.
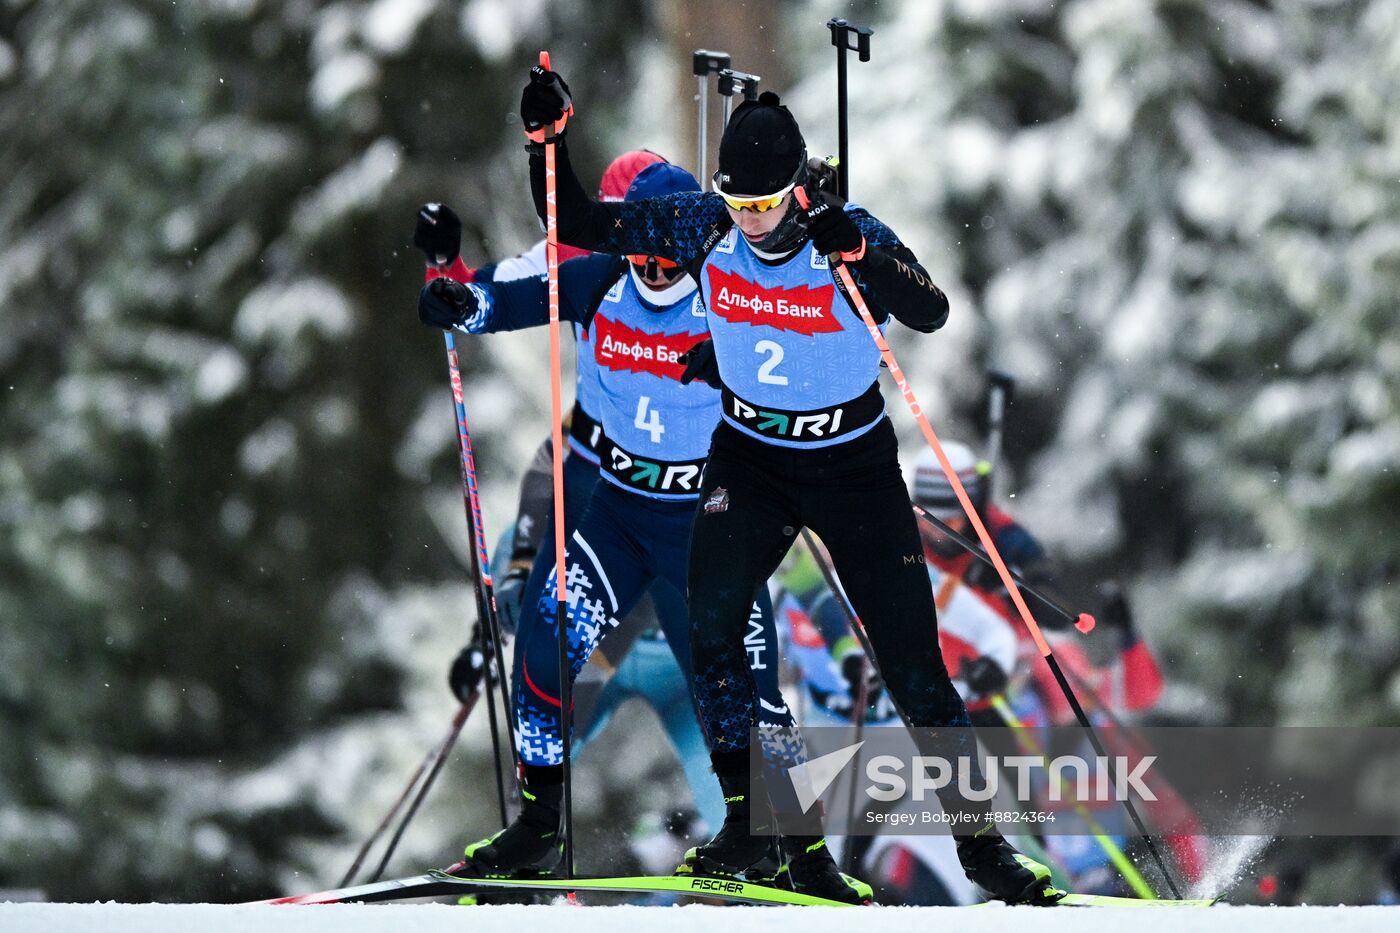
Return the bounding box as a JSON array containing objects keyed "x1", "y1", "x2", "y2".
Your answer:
[{"x1": 716, "y1": 91, "x2": 806, "y2": 196}]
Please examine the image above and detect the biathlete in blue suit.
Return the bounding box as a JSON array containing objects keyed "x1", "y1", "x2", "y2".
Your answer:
[
  {"x1": 513, "y1": 64, "x2": 1060, "y2": 905},
  {"x1": 417, "y1": 162, "x2": 792, "y2": 879},
  {"x1": 416, "y1": 151, "x2": 711, "y2": 837}
]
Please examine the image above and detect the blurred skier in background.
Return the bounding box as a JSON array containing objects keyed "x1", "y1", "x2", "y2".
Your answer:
[
  {"x1": 910, "y1": 441, "x2": 1210, "y2": 893},
  {"x1": 770, "y1": 439, "x2": 1185, "y2": 900},
  {"x1": 909, "y1": 443, "x2": 1165, "y2": 729}
]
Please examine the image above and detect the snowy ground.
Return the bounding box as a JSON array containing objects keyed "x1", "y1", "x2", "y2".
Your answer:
[{"x1": 2, "y1": 903, "x2": 1396, "y2": 932}]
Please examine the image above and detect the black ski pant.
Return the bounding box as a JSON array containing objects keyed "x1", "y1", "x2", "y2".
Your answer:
[{"x1": 689, "y1": 417, "x2": 991, "y2": 832}]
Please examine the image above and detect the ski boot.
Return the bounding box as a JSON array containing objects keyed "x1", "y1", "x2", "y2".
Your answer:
[
  {"x1": 676, "y1": 759, "x2": 781, "y2": 882},
  {"x1": 775, "y1": 835, "x2": 873, "y2": 905},
  {"x1": 457, "y1": 777, "x2": 563, "y2": 878},
  {"x1": 957, "y1": 829, "x2": 1063, "y2": 904}
]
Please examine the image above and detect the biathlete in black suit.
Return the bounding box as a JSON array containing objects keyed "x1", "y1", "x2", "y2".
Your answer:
[{"x1": 507, "y1": 63, "x2": 1062, "y2": 906}]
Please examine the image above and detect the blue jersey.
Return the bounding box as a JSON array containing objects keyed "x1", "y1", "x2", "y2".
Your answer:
[
  {"x1": 461, "y1": 254, "x2": 717, "y2": 500},
  {"x1": 701, "y1": 214, "x2": 887, "y2": 448},
  {"x1": 589, "y1": 272, "x2": 714, "y2": 499}
]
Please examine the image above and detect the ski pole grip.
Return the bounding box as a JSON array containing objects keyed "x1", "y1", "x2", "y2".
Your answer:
[
  {"x1": 827, "y1": 18, "x2": 874, "y2": 60},
  {"x1": 692, "y1": 49, "x2": 731, "y2": 76},
  {"x1": 716, "y1": 68, "x2": 761, "y2": 99},
  {"x1": 989, "y1": 369, "x2": 1016, "y2": 394},
  {"x1": 536, "y1": 50, "x2": 559, "y2": 141},
  {"x1": 988, "y1": 369, "x2": 1017, "y2": 411}
]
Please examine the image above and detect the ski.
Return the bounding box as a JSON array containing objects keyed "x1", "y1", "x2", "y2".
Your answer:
[
  {"x1": 258, "y1": 868, "x2": 1218, "y2": 908},
  {"x1": 258, "y1": 870, "x2": 467, "y2": 905},
  {"x1": 426, "y1": 868, "x2": 861, "y2": 906},
  {"x1": 1057, "y1": 892, "x2": 1220, "y2": 907},
  {"x1": 968, "y1": 891, "x2": 1219, "y2": 908}
]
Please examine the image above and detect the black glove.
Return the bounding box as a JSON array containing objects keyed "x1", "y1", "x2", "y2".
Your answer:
[
  {"x1": 679, "y1": 338, "x2": 722, "y2": 387},
  {"x1": 1098, "y1": 581, "x2": 1139, "y2": 646},
  {"x1": 961, "y1": 655, "x2": 1008, "y2": 699},
  {"x1": 448, "y1": 641, "x2": 489, "y2": 703},
  {"x1": 803, "y1": 188, "x2": 865, "y2": 261},
  {"x1": 414, "y1": 202, "x2": 462, "y2": 266},
  {"x1": 840, "y1": 653, "x2": 883, "y2": 710},
  {"x1": 493, "y1": 562, "x2": 532, "y2": 636},
  {"x1": 417, "y1": 276, "x2": 477, "y2": 330},
  {"x1": 521, "y1": 64, "x2": 573, "y2": 143}
]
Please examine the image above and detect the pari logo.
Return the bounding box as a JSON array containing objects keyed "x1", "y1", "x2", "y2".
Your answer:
[
  {"x1": 608, "y1": 448, "x2": 703, "y2": 493},
  {"x1": 706, "y1": 267, "x2": 839, "y2": 335},
  {"x1": 787, "y1": 745, "x2": 1158, "y2": 813},
  {"x1": 730, "y1": 396, "x2": 844, "y2": 439}
]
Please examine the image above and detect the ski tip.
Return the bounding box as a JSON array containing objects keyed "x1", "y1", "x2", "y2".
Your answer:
[
  {"x1": 539, "y1": 50, "x2": 551, "y2": 70},
  {"x1": 1075, "y1": 612, "x2": 1096, "y2": 633}
]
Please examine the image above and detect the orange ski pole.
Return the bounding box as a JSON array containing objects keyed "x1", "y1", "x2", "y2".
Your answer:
[
  {"x1": 538, "y1": 49, "x2": 574, "y2": 880},
  {"x1": 794, "y1": 185, "x2": 1182, "y2": 898}
]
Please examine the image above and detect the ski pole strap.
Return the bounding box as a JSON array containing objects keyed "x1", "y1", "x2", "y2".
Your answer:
[{"x1": 720, "y1": 381, "x2": 883, "y2": 445}]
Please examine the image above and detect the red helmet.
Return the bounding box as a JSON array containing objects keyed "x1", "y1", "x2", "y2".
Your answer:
[{"x1": 598, "y1": 150, "x2": 666, "y2": 202}]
